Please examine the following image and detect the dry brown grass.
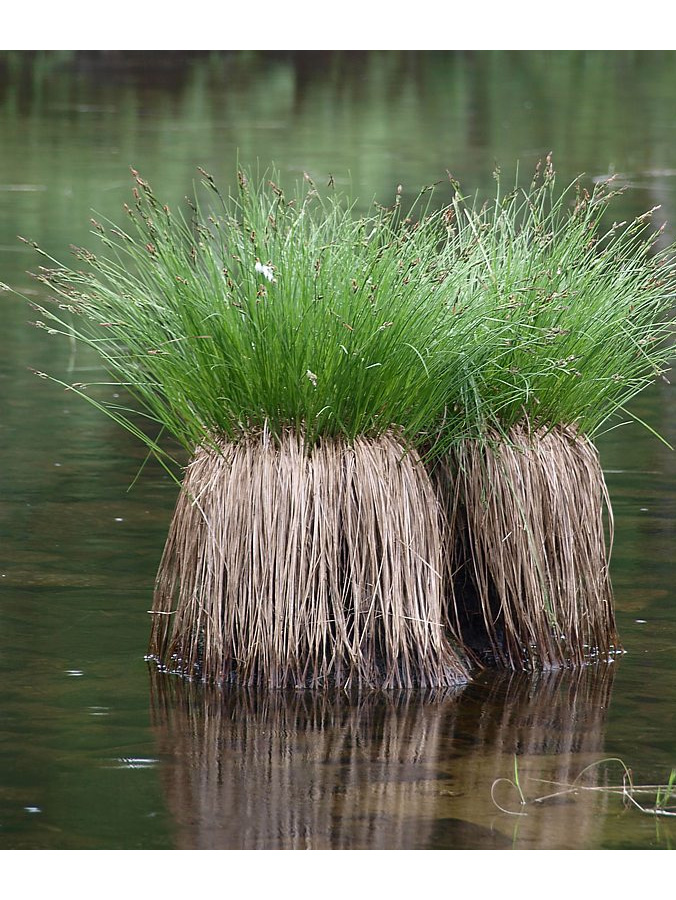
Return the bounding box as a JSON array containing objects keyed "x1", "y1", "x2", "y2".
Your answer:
[
  {"x1": 149, "y1": 427, "x2": 469, "y2": 689},
  {"x1": 436, "y1": 423, "x2": 619, "y2": 670}
]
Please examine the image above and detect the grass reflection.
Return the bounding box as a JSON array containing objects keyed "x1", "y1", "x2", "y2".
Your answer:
[{"x1": 148, "y1": 664, "x2": 617, "y2": 849}]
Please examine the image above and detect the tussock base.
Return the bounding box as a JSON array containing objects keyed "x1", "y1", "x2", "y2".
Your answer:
[
  {"x1": 149, "y1": 429, "x2": 469, "y2": 689},
  {"x1": 438, "y1": 424, "x2": 619, "y2": 670}
]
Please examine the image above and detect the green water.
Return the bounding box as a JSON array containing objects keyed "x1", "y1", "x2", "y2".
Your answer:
[{"x1": 1, "y1": 50, "x2": 675, "y2": 850}]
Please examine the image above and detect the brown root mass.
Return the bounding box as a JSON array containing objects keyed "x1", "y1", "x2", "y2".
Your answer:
[
  {"x1": 437, "y1": 423, "x2": 619, "y2": 670},
  {"x1": 149, "y1": 428, "x2": 469, "y2": 689}
]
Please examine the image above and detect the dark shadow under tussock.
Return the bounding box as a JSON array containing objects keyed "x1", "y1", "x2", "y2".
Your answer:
[
  {"x1": 435, "y1": 424, "x2": 620, "y2": 670},
  {"x1": 149, "y1": 428, "x2": 469, "y2": 689}
]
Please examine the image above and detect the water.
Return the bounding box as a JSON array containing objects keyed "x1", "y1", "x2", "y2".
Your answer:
[{"x1": 1, "y1": 50, "x2": 675, "y2": 850}]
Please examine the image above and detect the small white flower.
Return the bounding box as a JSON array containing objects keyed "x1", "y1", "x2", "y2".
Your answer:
[
  {"x1": 255, "y1": 259, "x2": 276, "y2": 283},
  {"x1": 306, "y1": 369, "x2": 318, "y2": 388}
]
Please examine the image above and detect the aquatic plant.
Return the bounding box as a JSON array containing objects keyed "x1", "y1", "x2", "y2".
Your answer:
[
  {"x1": 27, "y1": 168, "x2": 475, "y2": 687},
  {"x1": 24, "y1": 161, "x2": 675, "y2": 683},
  {"x1": 431, "y1": 159, "x2": 675, "y2": 669},
  {"x1": 492, "y1": 756, "x2": 676, "y2": 820}
]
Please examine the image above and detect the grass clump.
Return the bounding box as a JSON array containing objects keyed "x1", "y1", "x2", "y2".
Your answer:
[
  {"x1": 29, "y1": 167, "x2": 476, "y2": 688},
  {"x1": 428, "y1": 158, "x2": 675, "y2": 670},
  {"x1": 24, "y1": 160, "x2": 676, "y2": 684},
  {"x1": 438, "y1": 159, "x2": 675, "y2": 441}
]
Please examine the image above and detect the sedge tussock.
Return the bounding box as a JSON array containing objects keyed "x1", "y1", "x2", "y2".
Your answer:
[
  {"x1": 437, "y1": 424, "x2": 618, "y2": 670},
  {"x1": 150, "y1": 428, "x2": 469, "y2": 689},
  {"x1": 19, "y1": 161, "x2": 676, "y2": 682}
]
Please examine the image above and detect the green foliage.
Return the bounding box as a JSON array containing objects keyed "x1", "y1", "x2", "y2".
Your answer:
[
  {"x1": 26, "y1": 162, "x2": 676, "y2": 459},
  {"x1": 493, "y1": 756, "x2": 676, "y2": 819},
  {"x1": 447, "y1": 160, "x2": 676, "y2": 441}
]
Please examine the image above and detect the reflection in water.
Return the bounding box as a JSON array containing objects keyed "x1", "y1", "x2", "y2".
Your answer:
[
  {"x1": 449, "y1": 665, "x2": 616, "y2": 849},
  {"x1": 149, "y1": 664, "x2": 615, "y2": 850},
  {"x1": 149, "y1": 675, "x2": 465, "y2": 850}
]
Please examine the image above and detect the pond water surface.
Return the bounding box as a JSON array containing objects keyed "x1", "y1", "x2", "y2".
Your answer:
[{"x1": 1, "y1": 51, "x2": 675, "y2": 850}]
